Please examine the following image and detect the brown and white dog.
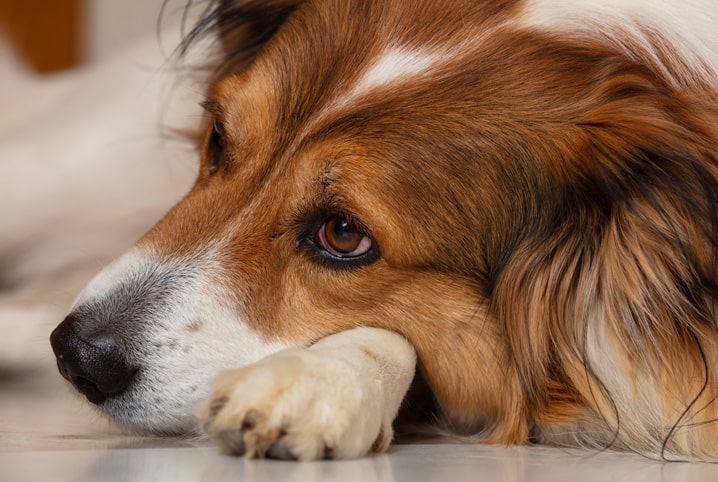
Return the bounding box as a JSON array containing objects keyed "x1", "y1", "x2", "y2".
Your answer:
[{"x1": 50, "y1": 0, "x2": 718, "y2": 462}]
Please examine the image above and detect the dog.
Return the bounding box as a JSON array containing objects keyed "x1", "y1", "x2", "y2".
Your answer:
[{"x1": 49, "y1": 0, "x2": 718, "y2": 462}]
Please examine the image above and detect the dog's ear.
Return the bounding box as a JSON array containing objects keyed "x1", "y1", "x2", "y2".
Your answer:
[
  {"x1": 182, "y1": 0, "x2": 302, "y2": 74},
  {"x1": 215, "y1": 0, "x2": 302, "y2": 69}
]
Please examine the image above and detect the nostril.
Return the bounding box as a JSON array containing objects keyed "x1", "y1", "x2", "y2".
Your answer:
[
  {"x1": 50, "y1": 313, "x2": 138, "y2": 405},
  {"x1": 72, "y1": 376, "x2": 104, "y2": 404},
  {"x1": 71, "y1": 375, "x2": 130, "y2": 405}
]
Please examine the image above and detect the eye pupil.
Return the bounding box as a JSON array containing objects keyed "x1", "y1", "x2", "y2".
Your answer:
[{"x1": 327, "y1": 218, "x2": 362, "y2": 253}]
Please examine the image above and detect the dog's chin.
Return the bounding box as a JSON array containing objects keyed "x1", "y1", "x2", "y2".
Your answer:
[{"x1": 91, "y1": 384, "x2": 204, "y2": 436}]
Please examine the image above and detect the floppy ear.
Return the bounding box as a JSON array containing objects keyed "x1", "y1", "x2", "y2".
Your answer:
[
  {"x1": 181, "y1": 0, "x2": 302, "y2": 74},
  {"x1": 494, "y1": 81, "x2": 718, "y2": 458}
]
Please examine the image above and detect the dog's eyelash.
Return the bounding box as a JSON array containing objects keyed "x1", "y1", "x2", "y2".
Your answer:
[{"x1": 200, "y1": 99, "x2": 223, "y2": 116}]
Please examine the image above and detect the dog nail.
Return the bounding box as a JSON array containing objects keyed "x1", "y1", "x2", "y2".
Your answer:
[
  {"x1": 266, "y1": 442, "x2": 297, "y2": 460},
  {"x1": 219, "y1": 429, "x2": 246, "y2": 455}
]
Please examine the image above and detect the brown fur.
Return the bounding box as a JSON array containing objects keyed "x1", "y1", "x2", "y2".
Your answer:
[{"x1": 157, "y1": 0, "x2": 718, "y2": 460}]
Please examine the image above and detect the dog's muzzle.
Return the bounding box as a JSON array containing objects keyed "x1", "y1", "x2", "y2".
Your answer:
[{"x1": 50, "y1": 313, "x2": 138, "y2": 405}]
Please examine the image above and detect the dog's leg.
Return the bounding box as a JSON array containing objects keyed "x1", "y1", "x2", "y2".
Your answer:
[{"x1": 197, "y1": 327, "x2": 416, "y2": 461}]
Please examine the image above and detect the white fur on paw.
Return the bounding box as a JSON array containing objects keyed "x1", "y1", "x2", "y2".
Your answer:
[{"x1": 197, "y1": 349, "x2": 392, "y2": 461}]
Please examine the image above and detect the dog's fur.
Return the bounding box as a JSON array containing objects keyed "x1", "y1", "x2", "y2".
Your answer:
[{"x1": 47, "y1": 0, "x2": 718, "y2": 461}]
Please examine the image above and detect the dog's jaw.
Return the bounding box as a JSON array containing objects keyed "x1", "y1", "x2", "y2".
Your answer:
[{"x1": 62, "y1": 248, "x2": 290, "y2": 435}]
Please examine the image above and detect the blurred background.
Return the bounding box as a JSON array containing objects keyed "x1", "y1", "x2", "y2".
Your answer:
[
  {"x1": 0, "y1": 0, "x2": 203, "y2": 454},
  {"x1": 0, "y1": 0, "x2": 169, "y2": 73},
  {"x1": 0, "y1": 0, "x2": 202, "y2": 372}
]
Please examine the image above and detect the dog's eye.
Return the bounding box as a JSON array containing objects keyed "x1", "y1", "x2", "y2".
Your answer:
[
  {"x1": 208, "y1": 119, "x2": 227, "y2": 175},
  {"x1": 317, "y1": 216, "x2": 372, "y2": 258}
]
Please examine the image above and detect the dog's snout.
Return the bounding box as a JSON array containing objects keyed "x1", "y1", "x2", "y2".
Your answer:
[{"x1": 50, "y1": 313, "x2": 137, "y2": 405}]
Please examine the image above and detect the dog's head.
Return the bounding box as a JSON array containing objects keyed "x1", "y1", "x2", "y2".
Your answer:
[{"x1": 51, "y1": 0, "x2": 718, "y2": 446}]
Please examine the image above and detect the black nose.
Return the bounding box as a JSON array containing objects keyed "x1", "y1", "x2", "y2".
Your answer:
[{"x1": 50, "y1": 313, "x2": 137, "y2": 405}]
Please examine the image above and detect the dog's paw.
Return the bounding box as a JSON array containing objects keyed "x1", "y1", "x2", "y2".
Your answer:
[{"x1": 197, "y1": 349, "x2": 392, "y2": 461}]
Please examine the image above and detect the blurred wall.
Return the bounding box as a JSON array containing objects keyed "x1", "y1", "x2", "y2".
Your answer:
[
  {"x1": 0, "y1": 0, "x2": 171, "y2": 73},
  {"x1": 83, "y1": 0, "x2": 168, "y2": 64}
]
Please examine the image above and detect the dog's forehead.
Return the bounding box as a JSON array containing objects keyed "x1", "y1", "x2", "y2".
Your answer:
[
  {"x1": 196, "y1": 3, "x2": 537, "y2": 262},
  {"x1": 212, "y1": 0, "x2": 521, "y2": 148},
  {"x1": 196, "y1": 0, "x2": 633, "y2": 270}
]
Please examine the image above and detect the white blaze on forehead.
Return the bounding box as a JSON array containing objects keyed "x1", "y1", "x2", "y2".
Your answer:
[
  {"x1": 354, "y1": 46, "x2": 444, "y2": 95},
  {"x1": 309, "y1": 44, "x2": 450, "y2": 132}
]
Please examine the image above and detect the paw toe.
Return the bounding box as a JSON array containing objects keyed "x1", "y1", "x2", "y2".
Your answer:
[
  {"x1": 241, "y1": 409, "x2": 260, "y2": 430},
  {"x1": 266, "y1": 441, "x2": 297, "y2": 460}
]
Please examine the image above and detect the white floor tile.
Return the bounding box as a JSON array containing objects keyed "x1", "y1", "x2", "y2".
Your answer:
[{"x1": 2, "y1": 368, "x2": 718, "y2": 482}]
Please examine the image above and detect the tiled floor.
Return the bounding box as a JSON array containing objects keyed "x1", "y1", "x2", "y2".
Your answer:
[{"x1": 2, "y1": 367, "x2": 718, "y2": 482}]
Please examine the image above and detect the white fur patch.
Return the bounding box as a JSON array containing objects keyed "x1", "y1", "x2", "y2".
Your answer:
[
  {"x1": 354, "y1": 47, "x2": 443, "y2": 95},
  {"x1": 316, "y1": 46, "x2": 446, "y2": 121},
  {"x1": 69, "y1": 251, "x2": 145, "y2": 311},
  {"x1": 519, "y1": 0, "x2": 718, "y2": 87}
]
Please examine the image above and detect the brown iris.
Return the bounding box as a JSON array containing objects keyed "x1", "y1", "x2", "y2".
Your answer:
[{"x1": 318, "y1": 216, "x2": 372, "y2": 258}]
